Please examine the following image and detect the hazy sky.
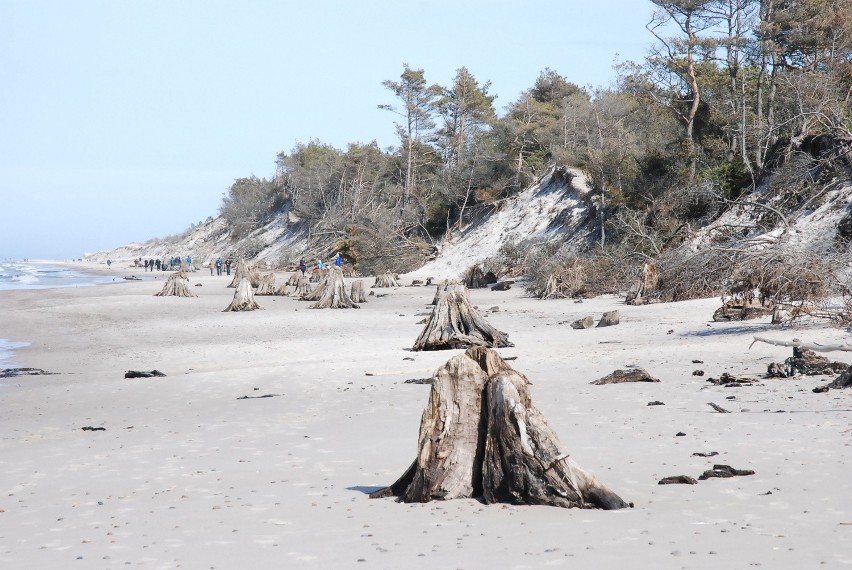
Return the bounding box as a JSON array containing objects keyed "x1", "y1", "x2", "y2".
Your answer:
[{"x1": 0, "y1": 0, "x2": 657, "y2": 259}]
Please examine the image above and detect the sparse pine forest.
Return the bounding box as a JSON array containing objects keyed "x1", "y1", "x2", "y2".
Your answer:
[{"x1": 218, "y1": 0, "x2": 851, "y2": 315}]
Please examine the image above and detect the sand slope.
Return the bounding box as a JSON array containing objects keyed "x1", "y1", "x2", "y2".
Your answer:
[{"x1": 1, "y1": 270, "x2": 850, "y2": 569}]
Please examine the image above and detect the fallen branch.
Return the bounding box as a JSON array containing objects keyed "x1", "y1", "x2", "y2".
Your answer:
[{"x1": 750, "y1": 336, "x2": 852, "y2": 353}]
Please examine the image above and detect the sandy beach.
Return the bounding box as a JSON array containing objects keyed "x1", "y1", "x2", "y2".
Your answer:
[{"x1": 1, "y1": 263, "x2": 850, "y2": 569}]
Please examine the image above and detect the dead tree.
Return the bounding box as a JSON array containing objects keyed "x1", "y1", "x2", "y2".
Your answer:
[
  {"x1": 286, "y1": 272, "x2": 301, "y2": 287},
  {"x1": 413, "y1": 282, "x2": 512, "y2": 350},
  {"x1": 254, "y1": 272, "x2": 277, "y2": 295},
  {"x1": 154, "y1": 272, "x2": 197, "y2": 298},
  {"x1": 430, "y1": 279, "x2": 450, "y2": 305},
  {"x1": 223, "y1": 278, "x2": 262, "y2": 311},
  {"x1": 310, "y1": 268, "x2": 359, "y2": 309},
  {"x1": 371, "y1": 348, "x2": 629, "y2": 509},
  {"x1": 350, "y1": 280, "x2": 367, "y2": 303},
  {"x1": 372, "y1": 271, "x2": 400, "y2": 288},
  {"x1": 301, "y1": 272, "x2": 329, "y2": 301}
]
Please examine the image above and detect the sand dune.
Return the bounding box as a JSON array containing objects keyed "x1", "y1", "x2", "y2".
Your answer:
[{"x1": 1, "y1": 266, "x2": 850, "y2": 569}]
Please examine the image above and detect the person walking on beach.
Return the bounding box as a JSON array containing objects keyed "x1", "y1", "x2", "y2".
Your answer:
[
  {"x1": 144, "y1": 259, "x2": 149, "y2": 272},
  {"x1": 225, "y1": 259, "x2": 232, "y2": 276},
  {"x1": 186, "y1": 255, "x2": 193, "y2": 272},
  {"x1": 209, "y1": 260, "x2": 214, "y2": 276},
  {"x1": 215, "y1": 257, "x2": 223, "y2": 276},
  {"x1": 298, "y1": 258, "x2": 307, "y2": 275},
  {"x1": 107, "y1": 259, "x2": 112, "y2": 269}
]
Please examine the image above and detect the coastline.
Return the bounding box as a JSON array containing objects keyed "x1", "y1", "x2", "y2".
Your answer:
[{"x1": 0, "y1": 274, "x2": 849, "y2": 568}]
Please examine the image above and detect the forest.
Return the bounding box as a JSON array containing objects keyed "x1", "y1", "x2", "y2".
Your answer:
[{"x1": 218, "y1": 0, "x2": 851, "y2": 312}]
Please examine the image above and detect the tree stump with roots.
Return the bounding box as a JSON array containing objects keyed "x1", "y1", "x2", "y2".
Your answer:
[
  {"x1": 350, "y1": 280, "x2": 367, "y2": 303},
  {"x1": 289, "y1": 275, "x2": 312, "y2": 297},
  {"x1": 310, "y1": 267, "x2": 359, "y2": 309},
  {"x1": 154, "y1": 272, "x2": 197, "y2": 298},
  {"x1": 223, "y1": 278, "x2": 263, "y2": 311},
  {"x1": 227, "y1": 258, "x2": 258, "y2": 288},
  {"x1": 372, "y1": 271, "x2": 399, "y2": 288},
  {"x1": 300, "y1": 272, "x2": 329, "y2": 301},
  {"x1": 370, "y1": 347, "x2": 629, "y2": 510},
  {"x1": 414, "y1": 282, "x2": 512, "y2": 350},
  {"x1": 255, "y1": 272, "x2": 276, "y2": 295},
  {"x1": 286, "y1": 272, "x2": 301, "y2": 287}
]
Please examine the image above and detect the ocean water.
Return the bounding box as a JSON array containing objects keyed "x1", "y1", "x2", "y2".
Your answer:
[
  {"x1": 0, "y1": 260, "x2": 113, "y2": 291},
  {"x1": 0, "y1": 339, "x2": 30, "y2": 369}
]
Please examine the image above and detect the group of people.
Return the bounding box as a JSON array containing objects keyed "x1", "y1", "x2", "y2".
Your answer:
[
  {"x1": 300, "y1": 253, "x2": 343, "y2": 274},
  {"x1": 134, "y1": 256, "x2": 193, "y2": 272},
  {"x1": 210, "y1": 257, "x2": 234, "y2": 276}
]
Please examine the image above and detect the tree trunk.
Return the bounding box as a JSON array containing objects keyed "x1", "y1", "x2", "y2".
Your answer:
[
  {"x1": 227, "y1": 258, "x2": 257, "y2": 288},
  {"x1": 254, "y1": 272, "x2": 276, "y2": 295},
  {"x1": 413, "y1": 282, "x2": 512, "y2": 350},
  {"x1": 223, "y1": 278, "x2": 262, "y2": 311},
  {"x1": 371, "y1": 348, "x2": 629, "y2": 509},
  {"x1": 286, "y1": 272, "x2": 301, "y2": 286},
  {"x1": 310, "y1": 267, "x2": 359, "y2": 309},
  {"x1": 373, "y1": 271, "x2": 400, "y2": 288},
  {"x1": 350, "y1": 280, "x2": 367, "y2": 303},
  {"x1": 431, "y1": 280, "x2": 449, "y2": 305},
  {"x1": 301, "y1": 272, "x2": 329, "y2": 301},
  {"x1": 154, "y1": 272, "x2": 197, "y2": 298}
]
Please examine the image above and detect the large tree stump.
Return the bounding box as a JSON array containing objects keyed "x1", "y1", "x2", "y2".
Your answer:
[
  {"x1": 373, "y1": 271, "x2": 400, "y2": 288},
  {"x1": 254, "y1": 272, "x2": 277, "y2": 295},
  {"x1": 286, "y1": 272, "x2": 301, "y2": 287},
  {"x1": 350, "y1": 279, "x2": 367, "y2": 303},
  {"x1": 371, "y1": 348, "x2": 628, "y2": 509},
  {"x1": 430, "y1": 279, "x2": 449, "y2": 305},
  {"x1": 223, "y1": 278, "x2": 262, "y2": 311},
  {"x1": 154, "y1": 272, "x2": 197, "y2": 297},
  {"x1": 301, "y1": 272, "x2": 329, "y2": 301},
  {"x1": 310, "y1": 267, "x2": 359, "y2": 309},
  {"x1": 413, "y1": 283, "x2": 512, "y2": 350},
  {"x1": 227, "y1": 258, "x2": 258, "y2": 288},
  {"x1": 463, "y1": 265, "x2": 488, "y2": 288},
  {"x1": 290, "y1": 275, "x2": 312, "y2": 297}
]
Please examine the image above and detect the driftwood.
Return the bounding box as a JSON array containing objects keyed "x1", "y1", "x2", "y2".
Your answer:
[
  {"x1": 463, "y1": 265, "x2": 492, "y2": 288},
  {"x1": 814, "y1": 366, "x2": 852, "y2": 392},
  {"x1": 697, "y1": 465, "x2": 755, "y2": 480},
  {"x1": 430, "y1": 280, "x2": 449, "y2": 305},
  {"x1": 0, "y1": 368, "x2": 56, "y2": 379},
  {"x1": 596, "y1": 310, "x2": 620, "y2": 327},
  {"x1": 350, "y1": 280, "x2": 367, "y2": 303},
  {"x1": 766, "y1": 347, "x2": 849, "y2": 377},
  {"x1": 658, "y1": 475, "x2": 697, "y2": 485},
  {"x1": 413, "y1": 282, "x2": 512, "y2": 351},
  {"x1": 370, "y1": 347, "x2": 629, "y2": 509},
  {"x1": 125, "y1": 370, "x2": 167, "y2": 378},
  {"x1": 154, "y1": 272, "x2": 196, "y2": 297},
  {"x1": 707, "y1": 402, "x2": 731, "y2": 413},
  {"x1": 571, "y1": 316, "x2": 594, "y2": 329},
  {"x1": 373, "y1": 271, "x2": 400, "y2": 288},
  {"x1": 254, "y1": 272, "x2": 277, "y2": 295},
  {"x1": 713, "y1": 301, "x2": 773, "y2": 322},
  {"x1": 626, "y1": 262, "x2": 659, "y2": 305},
  {"x1": 224, "y1": 278, "x2": 263, "y2": 311},
  {"x1": 750, "y1": 336, "x2": 852, "y2": 353},
  {"x1": 591, "y1": 368, "x2": 659, "y2": 385},
  {"x1": 310, "y1": 268, "x2": 359, "y2": 309}
]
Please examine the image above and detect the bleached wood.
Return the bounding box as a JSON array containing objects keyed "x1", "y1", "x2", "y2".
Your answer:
[
  {"x1": 223, "y1": 278, "x2": 262, "y2": 311},
  {"x1": 750, "y1": 336, "x2": 852, "y2": 353},
  {"x1": 154, "y1": 272, "x2": 197, "y2": 298}
]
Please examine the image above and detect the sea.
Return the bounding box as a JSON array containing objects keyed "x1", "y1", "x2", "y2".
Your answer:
[{"x1": 0, "y1": 260, "x2": 114, "y2": 369}]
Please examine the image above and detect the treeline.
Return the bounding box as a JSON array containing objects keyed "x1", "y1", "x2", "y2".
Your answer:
[{"x1": 220, "y1": 0, "x2": 851, "y2": 276}]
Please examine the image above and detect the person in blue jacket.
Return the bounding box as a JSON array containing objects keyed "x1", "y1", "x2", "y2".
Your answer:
[{"x1": 334, "y1": 253, "x2": 343, "y2": 268}]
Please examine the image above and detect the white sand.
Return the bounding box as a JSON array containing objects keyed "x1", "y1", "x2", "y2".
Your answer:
[{"x1": 1, "y1": 265, "x2": 850, "y2": 569}]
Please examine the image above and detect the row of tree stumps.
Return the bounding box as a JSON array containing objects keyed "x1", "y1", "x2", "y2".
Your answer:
[{"x1": 371, "y1": 279, "x2": 630, "y2": 510}]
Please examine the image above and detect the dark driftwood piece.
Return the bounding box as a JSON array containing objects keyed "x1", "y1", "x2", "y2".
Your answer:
[
  {"x1": 370, "y1": 347, "x2": 629, "y2": 509},
  {"x1": 310, "y1": 268, "x2": 359, "y2": 309},
  {"x1": 413, "y1": 283, "x2": 512, "y2": 351},
  {"x1": 350, "y1": 279, "x2": 367, "y2": 303},
  {"x1": 224, "y1": 278, "x2": 263, "y2": 311},
  {"x1": 766, "y1": 347, "x2": 848, "y2": 377},
  {"x1": 591, "y1": 368, "x2": 659, "y2": 385},
  {"x1": 255, "y1": 272, "x2": 277, "y2": 295},
  {"x1": 658, "y1": 475, "x2": 697, "y2": 485},
  {"x1": 154, "y1": 272, "x2": 197, "y2": 297},
  {"x1": 125, "y1": 370, "x2": 167, "y2": 378},
  {"x1": 0, "y1": 368, "x2": 56, "y2": 379},
  {"x1": 698, "y1": 464, "x2": 755, "y2": 480},
  {"x1": 571, "y1": 316, "x2": 594, "y2": 329},
  {"x1": 373, "y1": 271, "x2": 400, "y2": 288},
  {"x1": 596, "y1": 310, "x2": 620, "y2": 327}
]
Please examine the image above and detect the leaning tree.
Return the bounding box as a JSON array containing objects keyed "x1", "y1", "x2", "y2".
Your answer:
[
  {"x1": 414, "y1": 282, "x2": 512, "y2": 350},
  {"x1": 371, "y1": 347, "x2": 629, "y2": 509},
  {"x1": 310, "y1": 267, "x2": 359, "y2": 309},
  {"x1": 154, "y1": 272, "x2": 197, "y2": 298},
  {"x1": 224, "y1": 278, "x2": 262, "y2": 311}
]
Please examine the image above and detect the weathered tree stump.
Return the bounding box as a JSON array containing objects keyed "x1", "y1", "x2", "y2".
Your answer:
[
  {"x1": 596, "y1": 310, "x2": 620, "y2": 327},
  {"x1": 301, "y1": 272, "x2": 329, "y2": 301},
  {"x1": 154, "y1": 272, "x2": 197, "y2": 297},
  {"x1": 413, "y1": 283, "x2": 512, "y2": 350},
  {"x1": 766, "y1": 347, "x2": 848, "y2": 377},
  {"x1": 370, "y1": 348, "x2": 629, "y2": 509},
  {"x1": 254, "y1": 272, "x2": 277, "y2": 295},
  {"x1": 463, "y1": 265, "x2": 488, "y2": 288},
  {"x1": 430, "y1": 279, "x2": 449, "y2": 305},
  {"x1": 373, "y1": 271, "x2": 400, "y2": 288},
  {"x1": 291, "y1": 275, "x2": 312, "y2": 297},
  {"x1": 626, "y1": 262, "x2": 659, "y2": 305},
  {"x1": 350, "y1": 279, "x2": 367, "y2": 303},
  {"x1": 310, "y1": 267, "x2": 359, "y2": 309},
  {"x1": 571, "y1": 316, "x2": 594, "y2": 329},
  {"x1": 309, "y1": 268, "x2": 325, "y2": 283},
  {"x1": 286, "y1": 272, "x2": 301, "y2": 287},
  {"x1": 227, "y1": 258, "x2": 258, "y2": 288},
  {"x1": 223, "y1": 278, "x2": 262, "y2": 311}
]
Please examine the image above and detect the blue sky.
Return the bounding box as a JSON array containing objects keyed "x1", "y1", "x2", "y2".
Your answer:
[{"x1": 0, "y1": 0, "x2": 657, "y2": 259}]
